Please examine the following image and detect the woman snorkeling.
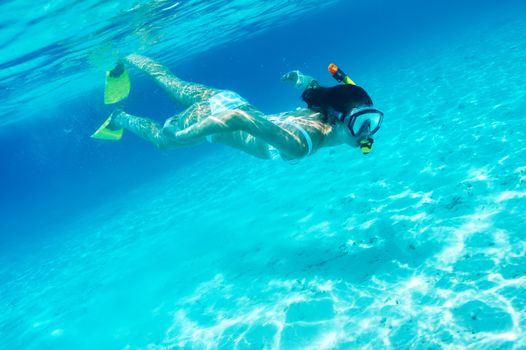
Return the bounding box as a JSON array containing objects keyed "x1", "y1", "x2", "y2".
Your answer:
[{"x1": 92, "y1": 54, "x2": 384, "y2": 160}]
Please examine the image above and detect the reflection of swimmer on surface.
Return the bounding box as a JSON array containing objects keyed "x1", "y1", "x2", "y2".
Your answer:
[{"x1": 92, "y1": 54, "x2": 384, "y2": 160}]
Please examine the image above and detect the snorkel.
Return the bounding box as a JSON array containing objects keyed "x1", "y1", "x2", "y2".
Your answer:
[
  {"x1": 328, "y1": 63, "x2": 356, "y2": 85},
  {"x1": 328, "y1": 63, "x2": 378, "y2": 155}
]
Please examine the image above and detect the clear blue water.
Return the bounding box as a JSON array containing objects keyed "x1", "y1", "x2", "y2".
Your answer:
[{"x1": 1, "y1": 0, "x2": 526, "y2": 349}]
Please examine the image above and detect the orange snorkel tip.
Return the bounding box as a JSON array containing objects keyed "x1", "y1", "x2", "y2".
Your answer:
[
  {"x1": 328, "y1": 63, "x2": 356, "y2": 85},
  {"x1": 328, "y1": 63, "x2": 339, "y2": 75}
]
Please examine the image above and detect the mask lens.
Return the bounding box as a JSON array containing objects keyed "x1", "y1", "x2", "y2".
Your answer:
[
  {"x1": 350, "y1": 110, "x2": 383, "y2": 136},
  {"x1": 352, "y1": 118, "x2": 370, "y2": 135}
]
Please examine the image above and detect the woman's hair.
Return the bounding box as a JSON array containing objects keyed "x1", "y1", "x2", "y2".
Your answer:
[{"x1": 301, "y1": 84, "x2": 373, "y2": 122}]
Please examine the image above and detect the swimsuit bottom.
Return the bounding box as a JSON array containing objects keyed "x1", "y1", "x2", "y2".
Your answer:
[
  {"x1": 208, "y1": 90, "x2": 249, "y2": 115},
  {"x1": 206, "y1": 90, "x2": 249, "y2": 143}
]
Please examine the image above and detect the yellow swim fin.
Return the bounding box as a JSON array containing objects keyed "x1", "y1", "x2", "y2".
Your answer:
[
  {"x1": 104, "y1": 63, "x2": 130, "y2": 104},
  {"x1": 90, "y1": 114, "x2": 123, "y2": 141}
]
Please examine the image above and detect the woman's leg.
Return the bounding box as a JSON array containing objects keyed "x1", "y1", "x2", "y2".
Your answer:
[
  {"x1": 110, "y1": 109, "x2": 203, "y2": 149},
  {"x1": 172, "y1": 107, "x2": 309, "y2": 159},
  {"x1": 110, "y1": 110, "x2": 166, "y2": 149},
  {"x1": 208, "y1": 132, "x2": 273, "y2": 159},
  {"x1": 111, "y1": 109, "x2": 277, "y2": 159},
  {"x1": 111, "y1": 106, "x2": 295, "y2": 160},
  {"x1": 124, "y1": 54, "x2": 219, "y2": 108},
  {"x1": 109, "y1": 55, "x2": 280, "y2": 158}
]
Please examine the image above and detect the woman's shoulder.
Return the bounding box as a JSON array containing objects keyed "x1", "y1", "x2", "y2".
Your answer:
[
  {"x1": 272, "y1": 108, "x2": 323, "y2": 120},
  {"x1": 268, "y1": 109, "x2": 333, "y2": 135}
]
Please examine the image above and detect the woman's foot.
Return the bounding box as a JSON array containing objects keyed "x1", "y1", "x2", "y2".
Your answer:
[
  {"x1": 104, "y1": 62, "x2": 130, "y2": 104},
  {"x1": 109, "y1": 62, "x2": 125, "y2": 78},
  {"x1": 107, "y1": 109, "x2": 125, "y2": 129},
  {"x1": 281, "y1": 70, "x2": 303, "y2": 87},
  {"x1": 91, "y1": 109, "x2": 125, "y2": 140}
]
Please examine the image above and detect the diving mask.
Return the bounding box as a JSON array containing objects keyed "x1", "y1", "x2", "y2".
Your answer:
[{"x1": 340, "y1": 107, "x2": 384, "y2": 137}]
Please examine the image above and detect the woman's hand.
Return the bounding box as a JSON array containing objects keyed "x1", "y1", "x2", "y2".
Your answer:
[
  {"x1": 281, "y1": 70, "x2": 320, "y2": 89},
  {"x1": 281, "y1": 70, "x2": 305, "y2": 88}
]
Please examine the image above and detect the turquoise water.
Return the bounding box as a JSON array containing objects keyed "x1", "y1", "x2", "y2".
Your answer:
[{"x1": 1, "y1": 0, "x2": 526, "y2": 349}]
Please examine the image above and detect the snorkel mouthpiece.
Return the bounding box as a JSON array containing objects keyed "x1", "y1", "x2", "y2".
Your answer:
[{"x1": 360, "y1": 138, "x2": 374, "y2": 155}]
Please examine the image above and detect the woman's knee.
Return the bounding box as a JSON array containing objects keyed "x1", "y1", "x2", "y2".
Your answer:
[
  {"x1": 155, "y1": 126, "x2": 177, "y2": 149},
  {"x1": 163, "y1": 116, "x2": 180, "y2": 130}
]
